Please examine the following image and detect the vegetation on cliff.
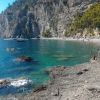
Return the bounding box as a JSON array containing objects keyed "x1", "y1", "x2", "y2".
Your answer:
[
  {"x1": 65, "y1": 3, "x2": 100, "y2": 37},
  {"x1": 42, "y1": 29, "x2": 52, "y2": 38},
  {"x1": 0, "y1": 0, "x2": 99, "y2": 38}
]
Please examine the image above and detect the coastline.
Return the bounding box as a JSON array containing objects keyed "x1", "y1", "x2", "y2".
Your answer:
[
  {"x1": 1, "y1": 61, "x2": 100, "y2": 100},
  {"x1": 3, "y1": 37, "x2": 100, "y2": 43},
  {"x1": 1, "y1": 37, "x2": 100, "y2": 99},
  {"x1": 40, "y1": 37, "x2": 100, "y2": 42}
]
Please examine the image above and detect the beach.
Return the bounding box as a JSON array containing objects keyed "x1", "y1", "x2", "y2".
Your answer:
[
  {"x1": 36, "y1": 37, "x2": 100, "y2": 43},
  {"x1": 0, "y1": 38, "x2": 100, "y2": 100},
  {"x1": 3, "y1": 37, "x2": 100, "y2": 43},
  {"x1": 1, "y1": 60, "x2": 100, "y2": 100},
  {"x1": 0, "y1": 0, "x2": 99, "y2": 99}
]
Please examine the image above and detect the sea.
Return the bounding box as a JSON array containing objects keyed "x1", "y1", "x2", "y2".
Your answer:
[{"x1": 0, "y1": 39, "x2": 99, "y2": 95}]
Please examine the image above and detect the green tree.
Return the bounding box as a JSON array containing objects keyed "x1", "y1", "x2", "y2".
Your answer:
[
  {"x1": 42, "y1": 29, "x2": 52, "y2": 37},
  {"x1": 66, "y1": 3, "x2": 100, "y2": 36}
]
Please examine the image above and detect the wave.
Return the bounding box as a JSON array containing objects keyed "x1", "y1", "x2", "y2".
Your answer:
[
  {"x1": 0, "y1": 78, "x2": 32, "y2": 88},
  {"x1": 10, "y1": 79, "x2": 32, "y2": 87}
]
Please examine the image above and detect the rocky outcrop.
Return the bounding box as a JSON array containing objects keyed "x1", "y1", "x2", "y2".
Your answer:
[
  {"x1": 0, "y1": 0, "x2": 99, "y2": 38},
  {"x1": 0, "y1": 80, "x2": 10, "y2": 88}
]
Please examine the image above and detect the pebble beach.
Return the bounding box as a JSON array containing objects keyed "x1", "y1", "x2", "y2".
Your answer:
[{"x1": 1, "y1": 60, "x2": 100, "y2": 100}]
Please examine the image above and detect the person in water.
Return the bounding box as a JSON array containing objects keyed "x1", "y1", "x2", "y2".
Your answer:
[
  {"x1": 90, "y1": 55, "x2": 97, "y2": 63},
  {"x1": 93, "y1": 56, "x2": 96, "y2": 60}
]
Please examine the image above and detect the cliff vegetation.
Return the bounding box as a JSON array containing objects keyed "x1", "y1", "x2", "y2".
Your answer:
[{"x1": 65, "y1": 3, "x2": 100, "y2": 37}]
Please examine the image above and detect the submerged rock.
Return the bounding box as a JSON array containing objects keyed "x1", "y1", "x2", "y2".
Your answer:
[
  {"x1": 44, "y1": 68, "x2": 52, "y2": 75},
  {"x1": 16, "y1": 56, "x2": 33, "y2": 62},
  {"x1": 6, "y1": 48, "x2": 15, "y2": 52}
]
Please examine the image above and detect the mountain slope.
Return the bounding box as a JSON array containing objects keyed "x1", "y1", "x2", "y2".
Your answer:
[
  {"x1": 0, "y1": 0, "x2": 99, "y2": 38},
  {"x1": 65, "y1": 3, "x2": 100, "y2": 36}
]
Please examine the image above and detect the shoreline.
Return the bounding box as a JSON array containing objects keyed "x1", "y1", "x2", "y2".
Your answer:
[
  {"x1": 3, "y1": 37, "x2": 100, "y2": 43},
  {"x1": 1, "y1": 37, "x2": 100, "y2": 99},
  {"x1": 1, "y1": 61, "x2": 100, "y2": 100},
  {"x1": 40, "y1": 37, "x2": 100, "y2": 42}
]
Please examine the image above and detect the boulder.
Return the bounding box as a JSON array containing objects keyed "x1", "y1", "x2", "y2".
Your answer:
[
  {"x1": 0, "y1": 80, "x2": 10, "y2": 88},
  {"x1": 76, "y1": 71, "x2": 83, "y2": 75},
  {"x1": 33, "y1": 85, "x2": 47, "y2": 93},
  {"x1": 16, "y1": 56, "x2": 33, "y2": 62}
]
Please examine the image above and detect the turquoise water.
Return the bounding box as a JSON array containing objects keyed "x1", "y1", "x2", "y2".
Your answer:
[{"x1": 0, "y1": 39, "x2": 99, "y2": 95}]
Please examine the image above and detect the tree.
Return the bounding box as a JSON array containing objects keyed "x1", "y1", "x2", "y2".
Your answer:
[{"x1": 67, "y1": 3, "x2": 100, "y2": 36}]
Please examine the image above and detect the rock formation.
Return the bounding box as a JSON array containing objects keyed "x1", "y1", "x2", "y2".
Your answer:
[{"x1": 0, "y1": 0, "x2": 99, "y2": 38}]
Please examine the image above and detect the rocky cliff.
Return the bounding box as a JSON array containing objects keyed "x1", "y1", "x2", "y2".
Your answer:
[{"x1": 0, "y1": 0, "x2": 99, "y2": 38}]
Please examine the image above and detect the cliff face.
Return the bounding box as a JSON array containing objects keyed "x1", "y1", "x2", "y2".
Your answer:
[{"x1": 0, "y1": 0, "x2": 98, "y2": 38}]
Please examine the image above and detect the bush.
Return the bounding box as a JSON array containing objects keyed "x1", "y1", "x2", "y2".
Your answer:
[
  {"x1": 42, "y1": 29, "x2": 52, "y2": 37},
  {"x1": 67, "y1": 3, "x2": 100, "y2": 36}
]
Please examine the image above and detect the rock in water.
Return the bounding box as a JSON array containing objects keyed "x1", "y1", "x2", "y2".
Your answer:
[
  {"x1": 16, "y1": 56, "x2": 33, "y2": 62},
  {"x1": 0, "y1": 80, "x2": 10, "y2": 88}
]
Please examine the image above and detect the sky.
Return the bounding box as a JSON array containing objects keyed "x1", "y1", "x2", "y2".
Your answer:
[{"x1": 0, "y1": 0, "x2": 15, "y2": 13}]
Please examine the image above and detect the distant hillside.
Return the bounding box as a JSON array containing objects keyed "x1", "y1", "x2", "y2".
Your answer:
[
  {"x1": 65, "y1": 3, "x2": 100, "y2": 37},
  {"x1": 0, "y1": 0, "x2": 99, "y2": 38}
]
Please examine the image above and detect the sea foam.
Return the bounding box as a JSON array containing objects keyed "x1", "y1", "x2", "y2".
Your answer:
[{"x1": 10, "y1": 79, "x2": 32, "y2": 87}]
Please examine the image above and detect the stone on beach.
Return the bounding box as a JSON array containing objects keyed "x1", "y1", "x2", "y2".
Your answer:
[
  {"x1": 77, "y1": 68, "x2": 89, "y2": 75},
  {"x1": 33, "y1": 85, "x2": 47, "y2": 93},
  {"x1": 87, "y1": 85, "x2": 100, "y2": 93},
  {"x1": 77, "y1": 71, "x2": 83, "y2": 75}
]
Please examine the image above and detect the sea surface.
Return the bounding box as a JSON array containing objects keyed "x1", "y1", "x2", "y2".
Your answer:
[{"x1": 0, "y1": 39, "x2": 99, "y2": 95}]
